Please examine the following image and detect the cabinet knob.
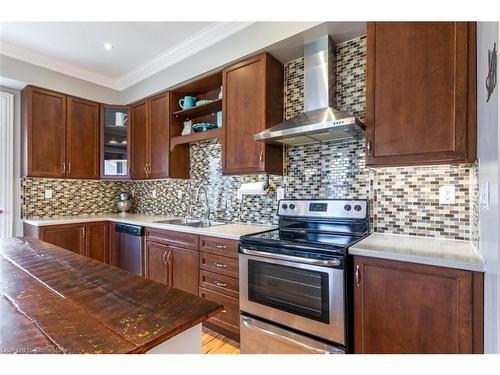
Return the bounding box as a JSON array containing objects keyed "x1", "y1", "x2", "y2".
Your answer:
[
  {"x1": 68, "y1": 162, "x2": 71, "y2": 174},
  {"x1": 214, "y1": 262, "x2": 227, "y2": 268},
  {"x1": 259, "y1": 150, "x2": 264, "y2": 163},
  {"x1": 62, "y1": 162, "x2": 66, "y2": 174},
  {"x1": 215, "y1": 244, "x2": 226, "y2": 249},
  {"x1": 162, "y1": 250, "x2": 167, "y2": 264},
  {"x1": 214, "y1": 281, "x2": 227, "y2": 287},
  {"x1": 367, "y1": 141, "x2": 372, "y2": 156},
  {"x1": 81, "y1": 226, "x2": 85, "y2": 239}
]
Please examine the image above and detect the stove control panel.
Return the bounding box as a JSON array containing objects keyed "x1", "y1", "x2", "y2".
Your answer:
[{"x1": 278, "y1": 199, "x2": 368, "y2": 219}]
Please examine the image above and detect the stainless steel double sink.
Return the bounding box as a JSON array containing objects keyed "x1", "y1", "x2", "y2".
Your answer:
[{"x1": 153, "y1": 218, "x2": 226, "y2": 228}]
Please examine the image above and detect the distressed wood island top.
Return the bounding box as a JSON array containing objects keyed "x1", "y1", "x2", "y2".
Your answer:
[{"x1": 0, "y1": 237, "x2": 222, "y2": 354}]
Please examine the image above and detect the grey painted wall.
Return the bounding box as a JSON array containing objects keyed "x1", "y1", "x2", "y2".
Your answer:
[
  {"x1": 477, "y1": 21, "x2": 500, "y2": 354},
  {"x1": 0, "y1": 55, "x2": 120, "y2": 103},
  {"x1": 119, "y1": 22, "x2": 321, "y2": 104}
]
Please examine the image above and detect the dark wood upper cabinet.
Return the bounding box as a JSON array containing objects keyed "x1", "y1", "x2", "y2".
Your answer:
[
  {"x1": 85, "y1": 221, "x2": 109, "y2": 263},
  {"x1": 130, "y1": 99, "x2": 149, "y2": 179},
  {"x1": 222, "y1": 53, "x2": 284, "y2": 175},
  {"x1": 39, "y1": 224, "x2": 85, "y2": 255},
  {"x1": 23, "y1": 86, "x2": 101, "y2": 179},
  {"x1": 130, "y1": 92, "x2": 177, "y2": 179},
  {"x1": 148, "y1": 93, "x2": 169, "y2": 179},
  {"x1": 366, "y1": 22, "x2": 477, "y2": 166},
  {"x1": 353, "y1": 255, "x2": 483, "y2": 354},
  {"x1": 169, "y1": 245, "x2": 199, "y2": 295},
  {"x1": 145, "y1": 241, "x2": 170, "y2": 286},
  {"x1": 67, "y1": 96, "x2": 100, "y2": 179},
  {"x1": 23, "y1": 86, "x2": 66, "y2": 178}
]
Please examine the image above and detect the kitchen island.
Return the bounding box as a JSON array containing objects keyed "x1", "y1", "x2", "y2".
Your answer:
[{"x1": 0, "y1": 237, "x2": 222, "y2": 354}]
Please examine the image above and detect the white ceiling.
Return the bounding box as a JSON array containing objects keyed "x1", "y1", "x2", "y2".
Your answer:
[
  {"x1": 0, "y1": 22, "x2": 253, "y2": 90},
  {"x1": 0, "y1": 21, "x2": 366, "y2": 92}
]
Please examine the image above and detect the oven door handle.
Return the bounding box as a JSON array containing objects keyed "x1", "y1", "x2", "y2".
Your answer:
[
  {"x1": 240, "y1": 247, "x2": 341, "y2": 267},
  {"x1": 241, "y1": 316, "x2": 344, "y2": 354}
]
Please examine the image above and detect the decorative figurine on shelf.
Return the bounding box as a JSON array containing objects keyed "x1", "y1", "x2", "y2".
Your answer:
[{"x1": 182, "y1": 119, "x2": 193, "y2": 136}]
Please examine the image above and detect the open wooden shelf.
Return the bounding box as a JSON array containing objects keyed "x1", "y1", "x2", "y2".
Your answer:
[
  {"x1": 172, "y1": 98, "x2": 222, "y2": 120},
  {"x1": 170, "y1": 127, "x2": 223, "y2": 150}
]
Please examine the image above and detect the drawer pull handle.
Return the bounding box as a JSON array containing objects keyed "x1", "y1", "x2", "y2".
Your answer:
[
  {"x1": 215, "y1": 244, "x2": 226, "y2": 249},
  {"x1": 214, "y1": 281, "x2": 227, "y2": 287},
  {"x1": 214, "y1": 262, "x2": 227, "y2": 268},
  {"x1": 221, "y1": 310, "x2": 227, "y2": 314}
]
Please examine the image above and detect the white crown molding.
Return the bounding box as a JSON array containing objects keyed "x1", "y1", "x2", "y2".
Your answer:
[
  {"x1": 0, "y1": 22, "x2": 255, "y2": 92},
  {"x1": 116, "y1": 22, "x2": 255, "y2": 90},
  {"x1": 0, "y1": 42, "x2": 119, "y2": 90}
]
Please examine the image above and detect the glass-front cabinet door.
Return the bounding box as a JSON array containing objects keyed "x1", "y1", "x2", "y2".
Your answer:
[{"x1": 100, "y1": 105, "x2": 129, "y2": 179}]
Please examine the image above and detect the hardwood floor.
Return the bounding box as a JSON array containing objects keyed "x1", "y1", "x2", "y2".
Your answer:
[{"x1": 202, "y1": 328, "x2": 240, "y2": 354}]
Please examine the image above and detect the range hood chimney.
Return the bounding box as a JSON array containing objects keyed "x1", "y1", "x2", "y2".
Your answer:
[{"x1": 254, "y1": 35, "x2": 364, "y2": 146}]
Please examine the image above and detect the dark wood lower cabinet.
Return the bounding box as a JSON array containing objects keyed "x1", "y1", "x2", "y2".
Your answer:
[
  {"x1": 85, "y1": 222, "x2": 108, "y2": 263},
  {"x1": 39, "y1": 224, "x2": 85, "y2": 255},
  {"x1": 35, "y1": 222, "x2": 108, "y2": 263},
  {"x1": 170, "y1": 246, "x2": 199, "y2": 295},
  {"x1": 353, "y1": 255, "x2": 483, "y2": 354},
  {"x1": 145, "y1": 232, "x2": 199, "y2": 295},
  {"x1": 199, "y1": 287, "x2": 240, "y2": 342},
  {"x1": 145, "y1": 241, "x2": 170, "y2": 286}
]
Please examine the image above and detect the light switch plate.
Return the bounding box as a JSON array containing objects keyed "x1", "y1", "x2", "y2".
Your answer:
[
  {"x1": 44, "y1": 189, "x2": 53, "y2": 199},
  {"x1": 439, "y1": 185, "x2": 456, "y2": 204},
  {"x1": 276, "y1": 188, "x2": 285, "y2": 202},
  {"x1": 480, "y1": 182, "x2": 490, "y2": 209}
]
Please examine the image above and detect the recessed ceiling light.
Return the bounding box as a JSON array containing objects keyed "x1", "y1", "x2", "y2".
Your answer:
[{"x1": 104, "y1": 43, "x2": 114, "y2": 51}]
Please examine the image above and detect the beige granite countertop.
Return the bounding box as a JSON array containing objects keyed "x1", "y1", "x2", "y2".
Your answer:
[
  {"x1": 23, "y1": 214, "x2": 275, "y2": 241},
  {"x1": 349, "y1": 233, "x2": 484, "y2": 272}
]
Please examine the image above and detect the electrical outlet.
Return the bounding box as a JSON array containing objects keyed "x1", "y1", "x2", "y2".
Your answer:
[
  {"x1": 480, "y1": 182, "x2": 490, "y2": 209},
  {"x1": 276, "y1": 188, "x2": 285, "y2": 202},
  {"x1": 44, "y1": 189, "x2": 53, "y2": 199},
  {"x1": 439, "y1": 185, "x2": 455, "y2": 204},
  {"x1": 177, "y1": 190, "x2": 183, "y2": 199},
  {"x1": 151, "y1": 189, "x2": 157, "y2": 199}
]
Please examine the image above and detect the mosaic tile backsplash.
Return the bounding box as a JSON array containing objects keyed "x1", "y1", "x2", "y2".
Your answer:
[{"x1": 21, "y1": 35, "x2": 479, "y2": 244}]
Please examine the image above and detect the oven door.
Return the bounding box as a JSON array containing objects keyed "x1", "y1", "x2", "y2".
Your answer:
[{"x1": 239, "y1": 251, "x2": 345, "y2": 345}]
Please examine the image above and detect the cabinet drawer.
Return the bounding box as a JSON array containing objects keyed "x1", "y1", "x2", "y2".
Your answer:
[
  {"x1": 200, "y1": 270, "x2": 239, "y2": 299},
  {"x1": 199, "y1": 287, "x2": 240, "y2": 335},
  {"x1": 200, "y1": 236, "x2": 239, "y2": 259},
  {"x1": 145, "y1": 227, "x2": 199, "y2": 250},
  {"x1": 200, "y1": 252, "x2": 238, "y2": 278}
]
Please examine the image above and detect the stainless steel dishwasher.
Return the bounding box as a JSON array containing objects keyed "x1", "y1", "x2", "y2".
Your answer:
[{"x1": 115, "y1": 223, "x2": 144, "y2": 276}]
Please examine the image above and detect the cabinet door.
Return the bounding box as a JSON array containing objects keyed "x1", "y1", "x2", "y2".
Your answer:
[
  {"x1": 130, "y1": 100, "x2": 149, "y2": 179},
  {"x1": 353, "y1": 256, "x2": 478, "y2": 353},
  {"x1": 222, "y1": 55, "x2": 266, "y2": 174},
  {"x1": 85, "y1": 222, "x2": 108, "y2": 263},
  {"x1": 39, "y1": 224, "x2": 84, "y2": 255},
  {"x1": 24, "y1": 86, "x2": 66, "y2": 177},
  {"x1": 366, "y1": 22, "x2": 476, "y2": 166},
  {"x1": 169, "y1": 245, "x2": 199, "y2": 294},
  {"x1": 145, "y1": 241, "x2": 170, "y2": 286},
  {"x1": 148, "y1": 93, "x2": 169, "y2": 179},
  {"x1": 66, "y1": 96, "x2": 100, "y2": 179}
]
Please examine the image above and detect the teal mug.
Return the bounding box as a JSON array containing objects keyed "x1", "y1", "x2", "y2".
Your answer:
[{"x1": 179, "y1": 96, "x2": 196, "y2": 110}]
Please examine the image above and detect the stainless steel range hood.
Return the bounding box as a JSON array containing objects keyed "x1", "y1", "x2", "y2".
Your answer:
[{"x1": 255, "y1": 35, "x2": 364, "y2": 146}]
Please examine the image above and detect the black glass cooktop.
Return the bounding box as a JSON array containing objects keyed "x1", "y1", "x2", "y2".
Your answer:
[{"x1": 240, "y1": 228, "x2": 365, "y2": 254}]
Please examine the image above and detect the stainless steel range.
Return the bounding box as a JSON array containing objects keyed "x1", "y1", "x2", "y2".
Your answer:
[{"x1": 239, "y1": 199, "x2": 369, "y2": 354}]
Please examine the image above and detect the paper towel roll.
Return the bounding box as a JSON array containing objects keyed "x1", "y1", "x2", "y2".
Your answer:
[{"x1": 238, "y1": 181, "x2": 269, "y2": 196}]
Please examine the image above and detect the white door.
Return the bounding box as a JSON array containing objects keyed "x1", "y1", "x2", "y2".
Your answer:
[{"x1": 0, "y1": 91, "x2": 14, "y2": 238}]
